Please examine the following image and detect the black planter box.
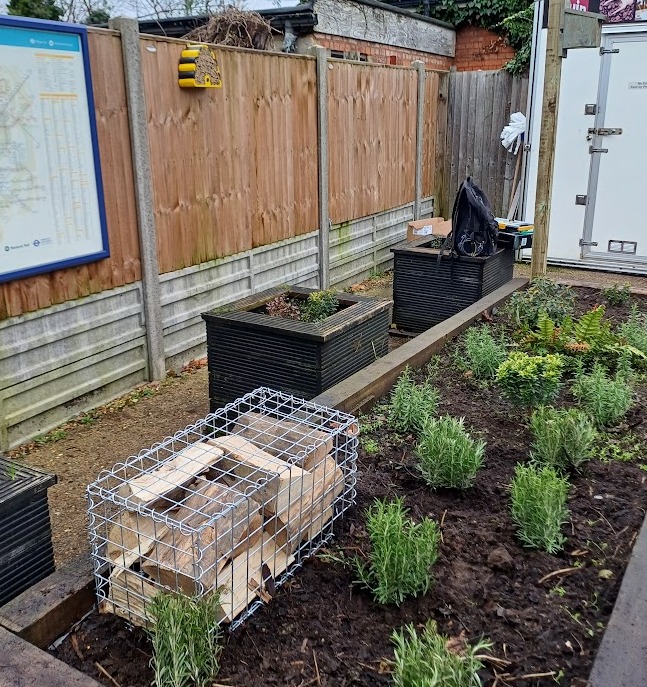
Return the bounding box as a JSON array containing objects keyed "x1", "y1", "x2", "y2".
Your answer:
[
  {"x1": 0, "y1": 457, "x2": 57, "y2": 607},
  {"x1": 202, "y1": 286, "x2": 393, "y2": 411},
  {"x1": 392, "y1": 238, "x2": 514, "y2": 333}
]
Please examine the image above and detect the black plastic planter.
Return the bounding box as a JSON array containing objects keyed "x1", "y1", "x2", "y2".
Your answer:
[
  {"x1": 391, "y1": 238, "x2": 515, "y2": 333},
  {"x1": 0, "y1": 457, "x2": 57, "y2": 606},
  {"x1": 202, "y1": 286, "x2": 393, "y2": 411}
]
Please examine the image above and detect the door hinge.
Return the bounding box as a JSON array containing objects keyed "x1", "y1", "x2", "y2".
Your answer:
[
  {"x1": 588, "y1": 127, "x2": 622, "y2": 136},
  {"x1": 600, "y1": 47, "x2": 620, "y2": 55},
  {"x1": 580, "y1": 239, "x2": 598, "y2": 247},
  {"x1": 589, "y1": 146, "x2": 608, "y2": 154},
  {"x1": 575, "y1": 195, "x2": 587, "y2": 205}
]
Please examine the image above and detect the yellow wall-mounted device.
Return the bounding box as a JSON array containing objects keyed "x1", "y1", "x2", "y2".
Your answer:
[{"x1": 178, "y1": 44, "x2": 223, "y2": 89}]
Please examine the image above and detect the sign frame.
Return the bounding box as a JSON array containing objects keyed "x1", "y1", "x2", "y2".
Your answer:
[{"x1": 0, "y1": 15, "x2": 109, "y2": 284}]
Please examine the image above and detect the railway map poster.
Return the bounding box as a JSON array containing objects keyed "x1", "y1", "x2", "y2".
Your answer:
[{"x1": 0, "y1": 17, "x2": 108, "y2": 283}]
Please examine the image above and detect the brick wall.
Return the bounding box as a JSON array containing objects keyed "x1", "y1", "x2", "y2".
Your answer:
[
  {"x1": 312, "y1": 32, "x2": 453, "y2": 70},
  {"x1": 454, "y1": 25, "x2": 515, "y2": 71}
]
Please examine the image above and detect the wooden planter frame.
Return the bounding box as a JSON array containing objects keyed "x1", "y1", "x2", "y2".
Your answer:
[{"x1": 202, "y1": 286, "x2": 393, "y2": 412}]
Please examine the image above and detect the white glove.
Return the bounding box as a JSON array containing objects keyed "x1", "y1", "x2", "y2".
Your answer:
[{"x1": 500, "y1": 112, "x2": 526, "y2": 155}]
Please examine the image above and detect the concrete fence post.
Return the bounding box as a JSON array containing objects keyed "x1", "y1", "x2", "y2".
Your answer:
[
  {"x1": 109, "y1": 17, "x2": 166, "y2": 381},
  {"x1": 413, "y1": 61, "x2": 426, "y2": 221},
  {"x1": 314, "y1": 46, "x2": 330, "y2": 290}
]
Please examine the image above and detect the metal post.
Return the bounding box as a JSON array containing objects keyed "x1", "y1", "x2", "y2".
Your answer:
[
  {"x1": 110, "y1": 17, "x2": 166, "y2": 380},
  {"x1": 314, "y1": 46, "x2": 330, "y2": 290},
  {"x1": 531, "y1": 0, "x2": 564, "y2": 278},
  {"x1": 413, "y1": 61, "x2": 426, "y2": 221}
]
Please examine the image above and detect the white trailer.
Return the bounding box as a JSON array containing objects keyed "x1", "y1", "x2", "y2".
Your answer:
[{"x1": 523, "y1": 0, "x2": 647, "y2": 273}]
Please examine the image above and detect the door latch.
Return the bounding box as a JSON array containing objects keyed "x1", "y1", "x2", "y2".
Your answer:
[
  {"x1": 589, "y1": 146, "x2": 608, "y2": 154},
  {"x1": 575, "y1": 195, "x2": 587, "y2": 205},
  {"x1": 588, "y1": 127, "x2": 622, "y2": 136},
  {"x1": 600, "y1": 47, "x2": 620, "y2": 55},
  {"x1": 579, "y1": 239, "x2": 598, "y2": 247}
]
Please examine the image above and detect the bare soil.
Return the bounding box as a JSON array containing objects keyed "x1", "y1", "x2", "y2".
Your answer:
[{"x1": 53, "y1": 288, "x2": 647, "y2": 687}]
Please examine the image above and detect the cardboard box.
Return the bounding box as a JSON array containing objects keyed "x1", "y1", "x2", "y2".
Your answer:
[{"x1": 406, "y1": 217, "x2": 451, "y2": 242}]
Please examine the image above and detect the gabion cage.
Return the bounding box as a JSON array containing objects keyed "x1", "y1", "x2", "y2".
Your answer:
[{"x1": 87, "y1": 387, "x2": 358, "y2": 629}]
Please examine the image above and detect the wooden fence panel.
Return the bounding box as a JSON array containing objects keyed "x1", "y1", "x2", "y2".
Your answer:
[
  {"x1": 0, "y1": 29, "x2": 141, "y2": 320},
  {"x1": 141, "y1": 38, "x2": 319, "y2": 274},
  {"x1": 443, "y1": 70, "x2": 528, "y2": 217},
  {"x1": 328, "y1": 62, "x2": 417, "y2": 224}
]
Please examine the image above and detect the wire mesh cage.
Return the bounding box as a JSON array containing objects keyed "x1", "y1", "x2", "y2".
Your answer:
[{"x1": 87, "y1": 387, "x2": 358, "y2": 630}]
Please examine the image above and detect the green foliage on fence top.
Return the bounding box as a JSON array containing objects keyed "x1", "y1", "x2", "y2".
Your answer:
[
  {"x1": 356, "y1": 498, "x2": 440, "y2": 606},
  {"x1": 8, "y1": 0, "x2": 62, "y2": 20},
  {"x1": 392, "y1": 620, "x2": 492, "y2": 687},
  {"x1": 429, "y1": 0, "x2": 534, "y2": 73}
]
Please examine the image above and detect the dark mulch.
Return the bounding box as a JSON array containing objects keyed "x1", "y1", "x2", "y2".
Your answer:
[{"x1": 54, "y1": 288, "x2": 647, "y2": 687}]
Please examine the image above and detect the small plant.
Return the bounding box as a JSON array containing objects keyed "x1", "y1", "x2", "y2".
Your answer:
[
  {"x1": 300, "y1": 289, "x2": 339, "y2": 323},
  {"x1": 389, "y1": 367, "x2": 440, "y2": 435},
  {"x1": 510, "y1": 463, "x2": 569, "y2": 554},
  {"x1": 619, "y1": 305, "x2": 647, "y2": 357},
  {"x1": 356, "y1": 498, "x2": 440, "y2": 605},
  {"x1": 148, "y1": 592, "x2": 222, "y2": 687},
  {"x1": 4, "y1": 461, "x2": 19, "y2": 480},
  {"x1": 361, "y1": 437, "x2": 379, "y2": 455},
  {"x1": 391, "y1": 620, "x2": 492, "y2": 687},
  {"x1": 603, "y1": 283, "x2": 631, "y2": 306},
  {"x1": 416, "y1": 416, "x2": 485, "y2": 489},
  {"x1": 457, "y1": 326, "x2": 507, "y2": 379},
  {"x1": 572, "y1": 363, "x2": 633, "y2": 426},
  {"x1": 530, "y1": 406, "x2": 597, "y2": 471},
  {"x1": 496, "y1": 352, "x2": 564, "y2": 407},
  {"x1": 504, "y1": 278, "x2": 575, "y2": 328},
  {"x1": 265, "y1": 293, "x2": 301, "y2": 320}
]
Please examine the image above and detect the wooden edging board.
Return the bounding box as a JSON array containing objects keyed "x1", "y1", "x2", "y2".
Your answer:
[{"x1": 5, "y1": 274, "x2": 647, "y2": 686}]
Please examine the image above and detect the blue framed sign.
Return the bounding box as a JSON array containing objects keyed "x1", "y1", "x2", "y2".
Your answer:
[{"x1": 0, "y1": 15, "x2": 109, "y2": 283}]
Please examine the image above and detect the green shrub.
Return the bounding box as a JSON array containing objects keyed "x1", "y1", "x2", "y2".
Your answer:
[
  {"x1": 530, "y1": 406, "x2": 597, "y2": 471},
  {"x1": 300, "y1": 289, "x2": 339, "y2": 322},
  {"x1": 416, "y1": 416, "x2": 485, "y2": 489},
  {"x1": 389, "y1": 367, "x2": 440, "y2": 434},
  {"x1": 603, "y1": 283, "x2": 631, "y2": 306},
  {"x1": 504, "y1": 278, "x2": 575, "y2": 328},
  {"x1": 572, "y1": 363, "x2": 633, "y2": 426},
  {"x1": 148, "y1": 592, "x2": 222, "y2": 687},
  {"x1": 510, "y1": 464, "x2": 570, "y2": 554},
  {"x1": 392, "y1": 620, "x2": 492, "y2": 687},
  {"x1": 619, "y1": 305, "x2": 647, "y2": 356},
  {"x1": 356, "y1": 498, "x2": 440, "y2": 605},
  {"x1": 457, "y1": 326, "x2": 507, "y2": 379},
  {"x1": 496, "y1": 352, "x2": 564, "y2": 407}
]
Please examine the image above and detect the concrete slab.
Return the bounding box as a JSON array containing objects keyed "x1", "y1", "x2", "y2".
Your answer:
[
  {"x1": 589, "y1": 513, "x2": 647, "y2": 687},
  {"x1": 0, "y1": 625, "x2": 101, "y2": 687}
]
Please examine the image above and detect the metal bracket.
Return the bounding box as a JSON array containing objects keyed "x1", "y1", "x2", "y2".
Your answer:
[
  {"x1": 600, "y1": 47, "x2": 620, "y2": 54},
  {"x1": 584, "y1": 104, "x2": 597, "y2": 115},
  {"x1": 580, "y1": 239, "x2": 598, "y2": 247},
  {"x1": 575, "y1": 195, "x2": 587, "y2": 205},
  {"x1": 588, "y1": 127, "x2": 622, "y2": 136},
  {"x1": 589, "y1": 146, "x2": 608, "y2": 154}
]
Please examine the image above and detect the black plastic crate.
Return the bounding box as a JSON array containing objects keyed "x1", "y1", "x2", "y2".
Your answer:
[
  {"x1": 392, "y1": 239, "x2": 514, "y2": 333},
  {"x1": 202, "y1": 287, "x2": 392, "y2": 411},
  {"x1": 0, "y1": 457, "x2": 57, "y2": 606}
]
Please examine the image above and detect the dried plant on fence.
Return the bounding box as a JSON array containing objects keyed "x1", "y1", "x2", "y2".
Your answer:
[
  {"x1": 572, "y1": 363, "x2": 633, "y2": 427},
  {"x1": 392, "y1": 620, "x2": 492, "y2": 687},
  {"x1": 530, "y1": 406, "x2": 597, "y2": 472},
  {"x1": 356, "y1": 498, "x2": 440, "y2": 605},
  {"x1": 148, "y1": 592, "x2": 222, "y2": 687},
  {"x1": 389, "y1": 367, "x2": 440, "y2": 435},
  {"x1": 416, "y1": 416, "x2": 485, "y2": 489},
  {"x1": 184, "y1": 8, "x2": 275, "y2": 51},
  {"x1": 510, "y1": 463, "x2": 569, "y2": 554}
]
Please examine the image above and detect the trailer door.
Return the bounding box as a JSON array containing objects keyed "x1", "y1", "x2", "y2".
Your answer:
[{"x1": 582, "y1": 32, "x2": 647, "y2": 264}]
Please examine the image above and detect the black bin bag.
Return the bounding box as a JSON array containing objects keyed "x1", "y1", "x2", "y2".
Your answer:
[{"x1": 448, "y1": 178, "x2": 499, "y2": 257}]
